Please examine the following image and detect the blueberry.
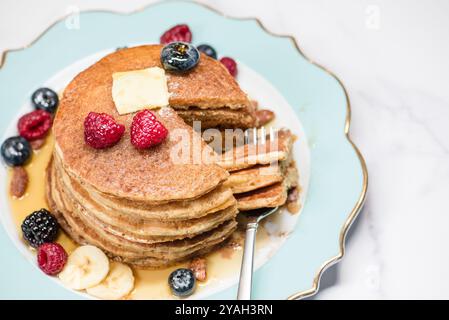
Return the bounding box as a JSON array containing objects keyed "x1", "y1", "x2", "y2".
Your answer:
[
  {"x1": 161, "y1": 42, "x2": 200, "y2": 73},
  {"x1": 168, "y1": 268, "x2": 196, "y2": 297},
  {"x1": 31, "y1": 88, "x2": 59, "y2": 113},
  {"x1": 1, "y1": 136, "x2": 31, "y2": 166},
  {"x1": 197, "y1": 44, "x2": 217, "y2": 59}
]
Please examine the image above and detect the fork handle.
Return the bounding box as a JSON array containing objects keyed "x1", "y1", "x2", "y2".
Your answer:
[{"x1": 237, "y1": 222, "x2": 258, "y2": 300}]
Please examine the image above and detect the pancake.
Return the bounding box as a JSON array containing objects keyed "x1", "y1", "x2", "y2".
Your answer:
[
  {"x1": 202, "y1": 126, "x2": 277, "y2": 153},
  {"x1": 235, "y1": 162, "x2": 299, "y2": 211},
  {"x1": 217, "y1": 129, "x2": 295, "y2": 171},
  {"x1": 55, "y1": 106, "x2": 228, "y2": 203},
  {"x1": 176, "y1": 106, "x2": 257, "y2": 129},
  {"x1": 223, "y1": 164, "x2": 284, "y2": 194},
  {"x1": 76, "y1": 45, "x2": 250, "y2": 110},
  {"x1": 223, "y1": 140, "x2": 294, "y2": 194}
]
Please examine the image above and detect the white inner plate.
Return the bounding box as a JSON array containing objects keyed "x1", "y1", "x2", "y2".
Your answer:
[{"x1": 0, "y1": 48, "x2": 310, "y2": 299}]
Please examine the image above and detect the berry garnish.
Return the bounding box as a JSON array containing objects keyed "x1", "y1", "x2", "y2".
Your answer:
[
  {"x1": 160, "y1": 24, "x2": 192, "y2": 44},
  {"x1": 21, "y1": 209, "x2": 59, "y2": 248},
  {"x1": 18, "y1": 110, "x2": 53, "y2": 141},
  {"x1": 197, "y1": 44, "x2": 217, "y2": 59},
  {"x1": 84, "y1": 112, "x2": 125, "y2": 149},
  {"x1": 168, "y1": 268, "x2": 196, "y2": 297},
  {"x1": 1, "y1": 136, "x2": 31, "y2": 166},
  {"x1": 131, "y1": 110, "x2": 168, "y2": 149},
  {"x1": 31, "y1": 88, "x2": 59, "y2": 113},
  {"x1": 161, "y1": 42, "x2": 200, "y2": 73},
  {"x1": 37, "y1": 243, "x2": 68, "y2": 275},
  {"x1": 220, "y1": 57, "x2": 238, "y2": 77}
]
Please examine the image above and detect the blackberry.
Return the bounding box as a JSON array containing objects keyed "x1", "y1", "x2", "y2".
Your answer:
[{"x1": 21, "y1": 209, "x2": 59, "y2": 248}]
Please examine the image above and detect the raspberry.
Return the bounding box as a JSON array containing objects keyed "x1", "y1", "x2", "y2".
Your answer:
[
  {"x1": 84, "y1": 112, "x2": 125, "y2": 149},
  {"x1": 220, "y1": 57, "x2": 238, "y2": 77},
  {"x1": 18, "y1": 110, "x2": 52, "y2": 141},
  {"x1": 131, "y1": 110, "x2": 168, "y2": 149},
  {"x1": 37, "y1": 243, "x2": 68, "y2": 275},
  {"x1": 160, "y1": 24, "x2": 192, "y2": 44}
]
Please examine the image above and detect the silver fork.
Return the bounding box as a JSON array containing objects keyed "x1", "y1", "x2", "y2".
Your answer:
[
  {"x1": 243, "y1": 126, "x2": 276, "y2": 146},
  {"x1": 236, "y1": 127, "x2": 279, "y2": 300},
  {"x1": 237, "y1": 207, "x2": 279, "y2": 300}
]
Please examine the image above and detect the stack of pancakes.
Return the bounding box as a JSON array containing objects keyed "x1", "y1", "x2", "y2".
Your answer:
[
  {"x1": 218, "y1": 129, "x2": 298, "y2": 210},
  {"x1": 46, "y1": 44, "x2": 299, "y2": 268},
  {"x1": 46, "y1": 45, "x2": 253, "y2": 268}
]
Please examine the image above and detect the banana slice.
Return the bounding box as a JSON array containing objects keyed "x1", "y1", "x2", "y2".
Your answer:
[
  {"x1": 59, "y1": 245, "x2": 109, "y2": 290},
  {"x1": 86, "y1": 262, "x2": 134, "y2": 300}
]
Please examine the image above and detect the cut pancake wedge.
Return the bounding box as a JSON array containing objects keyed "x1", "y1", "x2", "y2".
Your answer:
[
  {"x1": 235, "y1": 162, "x2": 299, "y2": 211},
  {"x1": 55, "y1": 106, "x2": 229, "y2": 204},
  {"x1": 176, "y1": 106, "x2": 256, "y2": 129},
  {"x1": 217, "y1": 129, "x2": 295, "y2": 171},
  {"x1": 223, "y1": 164, "x2": 284, "y2": 194}
]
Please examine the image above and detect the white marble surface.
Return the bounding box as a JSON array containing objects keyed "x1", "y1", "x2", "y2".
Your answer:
[{"x1": 1, "y1": 0, "x2": 448, "y2": 299}]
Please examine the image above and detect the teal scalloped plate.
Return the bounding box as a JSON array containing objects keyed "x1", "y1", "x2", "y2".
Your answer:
[{"x1": 0, "y1": 1, "x2": 367, "y2": 299}]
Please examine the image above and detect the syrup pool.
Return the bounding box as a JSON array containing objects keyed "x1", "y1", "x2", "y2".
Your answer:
[{"x1": 7, "y1": 134, "x2": 271, "y2": 299}]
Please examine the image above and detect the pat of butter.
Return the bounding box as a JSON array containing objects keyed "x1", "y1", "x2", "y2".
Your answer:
[{"x1": 112, "y1": 67, "x2": 169, "y2": 115}]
